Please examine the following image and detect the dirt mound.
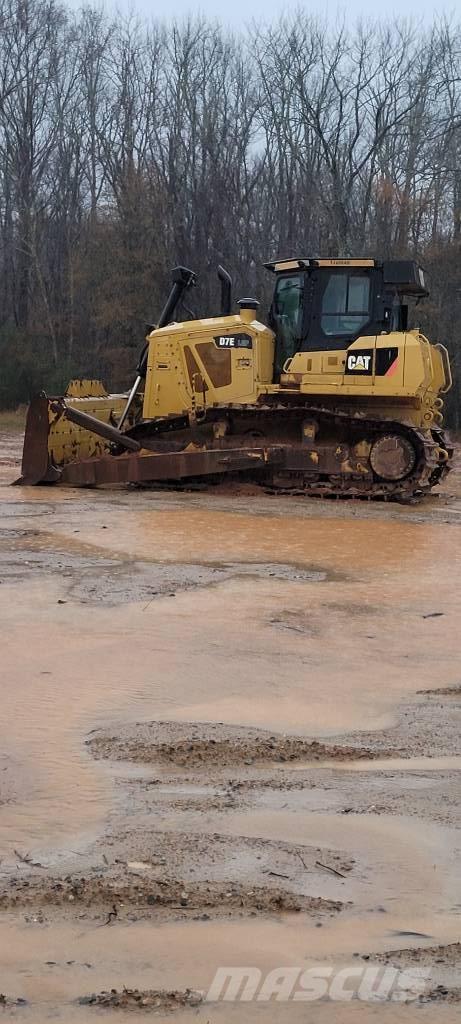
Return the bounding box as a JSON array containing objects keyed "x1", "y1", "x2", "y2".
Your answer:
[
  {"x1": 418, "y1": 684, "x2": 461, "y2": 697},
  {"x1": 2, "y1": 830, "x2": 351, "y2": 925},
  {"x1": 79, "y1": 987, "x2": 202, "y2": 1011},
  {"x1": 1, "y1": 872, "x2": 342, "y2": 920},
  {"x1": 87, "y1": 720, "x2": 383, "y2": 768},
  {"x1": 0, "y1": 994, "x2": 27, "y2": 1008},
  {"x1": 95, "y1": 829, "x2": 354, "y2": 887},
  {"x1": 373, "y1": 942, "x2": 461, "y2": 967},
  {"x1": 371, "y1": 944, "x2": 461, "y2": 1005},
  {"x1": 418, "y1": 986, "x2": 461, "y2": 1004}
]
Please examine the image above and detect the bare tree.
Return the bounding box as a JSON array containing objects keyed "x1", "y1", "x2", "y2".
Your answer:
[{"x1": 0, "y1": 5, "x2": 459, "y2": 421}]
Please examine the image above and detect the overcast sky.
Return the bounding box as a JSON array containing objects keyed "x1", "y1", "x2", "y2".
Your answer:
[{"x1": 67, "y1": 1, "x2": 455, "y2": 28}]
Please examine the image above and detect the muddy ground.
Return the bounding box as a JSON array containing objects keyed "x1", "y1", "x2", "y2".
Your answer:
[{"x1": 0, "y1": 429, "x2": 461, "y2": 1022}]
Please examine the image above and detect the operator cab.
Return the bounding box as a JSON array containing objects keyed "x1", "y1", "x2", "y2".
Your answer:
[{"x1": 265, "y1": 257, "x2": 428, "y2": 377}]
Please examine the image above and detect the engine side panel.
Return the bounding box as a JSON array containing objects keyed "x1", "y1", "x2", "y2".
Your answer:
[{"x1": 142, "y1": 313, "x2": 275, "y2": 418}]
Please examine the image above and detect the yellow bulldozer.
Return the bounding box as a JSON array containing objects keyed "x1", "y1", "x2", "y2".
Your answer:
[{"x1": 18, "y1": 257, "x2": 453, "y2": 500}]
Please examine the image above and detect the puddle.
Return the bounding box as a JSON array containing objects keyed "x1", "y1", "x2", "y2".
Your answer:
[
  {"x1": 0, "y1": 494, "x2": 460, "y2": 860},
  {"x1": 0, "y1": 441, "x2": 460, "y2": 1022},
  {"x1": 154, "y1": 784, "x2": 220, "y2": 796},
  {"x1": 286, "y1": 757, "x2": 461, "y2": 773},
  {"x1": 43, "y1": 506, "x2": 460, "y2": 576},
  {"x1": 1, "y1": 502, "x2": 56, "y2": 517},
  {"x1": 189, "y1": 808, "x2": 461, "y2": 932},
  {"x1": 0, "y1": 914, "x2": 460, "y2": 1024},
  {"x1": 335, "y1": 756, "x2": 461, "y2": 773}
]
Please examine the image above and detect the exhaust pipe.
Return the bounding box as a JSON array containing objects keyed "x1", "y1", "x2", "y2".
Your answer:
[{"x1": 218, "y1": 265, "x2": 232, "y2": 315}]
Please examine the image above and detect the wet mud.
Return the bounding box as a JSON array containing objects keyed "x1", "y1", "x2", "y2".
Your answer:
[
  {"x1": 78, "y1": 987, "x2": 203, "y2": 1011},
  {"x1": 373, "y1": 941, "x2": 461, "y2": 970},
  {"x1": 372, "y1": 944, "x2": 461, "y2": 1005},
  {"x1": 87, "y1": 720, "x2": 387, "y2": 767},
  {"x1": 1, "y1": 868, "x2": 342, "y2": 921},
  {"x1": 0, "y1": 429, "x2": 461, "y2": 1021},
  {"x1": 419, "y1": 684, "x2": 461, "y2": 697}
]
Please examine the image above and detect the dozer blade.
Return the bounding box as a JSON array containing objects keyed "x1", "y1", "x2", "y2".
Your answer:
[
  {"x1": 18, "y1": 393, "x2": 61, "y2": 484},
  {"x1": 16, "y1": 380, "x2": 133, "y2": 485}
]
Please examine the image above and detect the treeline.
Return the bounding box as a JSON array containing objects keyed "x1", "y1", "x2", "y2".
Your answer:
[{"x1": 0, "y1": 1, "x2": 460, "y2": 424}]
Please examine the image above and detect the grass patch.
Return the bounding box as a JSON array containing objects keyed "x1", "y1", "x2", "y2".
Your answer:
[{"x1": 0, "y1": 407, "x2": 27, "y2": 431}]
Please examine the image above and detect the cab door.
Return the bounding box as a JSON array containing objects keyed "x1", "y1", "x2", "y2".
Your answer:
[{"x1": 271, "y1": 273, "x2": 304, "y2": 376}]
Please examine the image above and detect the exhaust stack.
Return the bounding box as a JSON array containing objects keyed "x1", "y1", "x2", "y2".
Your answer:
[{"x1": 217, "y1": 265, "x2": 233, "y2": 315}]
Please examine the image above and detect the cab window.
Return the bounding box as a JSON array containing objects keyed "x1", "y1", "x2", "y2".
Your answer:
[
  {"x1": 320, "y1": 273, "x2": 370, "y2": 338},
  {"x1": 272, "y1": 274, "x2": 303, "y2": 374}
]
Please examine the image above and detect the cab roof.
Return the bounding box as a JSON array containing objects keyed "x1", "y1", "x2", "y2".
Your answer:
[
  {"x1": 264, "y1": 258, "x2": 375, "y2": 271},
  {"x1": 264, "y1": 257, "x2": 428, "y2": 296}
]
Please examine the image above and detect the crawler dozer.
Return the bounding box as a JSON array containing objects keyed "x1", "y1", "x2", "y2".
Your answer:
[{"x1": 19, "y1": 257, "x2": 453, "y2": 499}]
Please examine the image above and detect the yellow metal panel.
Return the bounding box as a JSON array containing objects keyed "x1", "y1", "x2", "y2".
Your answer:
[
  {"x1": 274, "y1": 259, "x2": 304, "y2": 272},
  {"x1": 65, "y1": 379, "x2": 108, "y2": 398},
  {"x1": 314, "y1": 259, "x2": 375, "y2": 267},
  {"x1": 272, "y1": 258, "x2": 375, "y2": 271},
  {"x1": 48, "y1": 394, "x2": 129, "y2": 465},
  {"x1": 143, "y1": 314, "x2": 275, "y2": 418},
  {"x1": 372, "y1": 333, "x2": 405, "y2": 391}
]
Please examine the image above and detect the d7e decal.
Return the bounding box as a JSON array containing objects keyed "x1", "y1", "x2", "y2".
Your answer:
[{"x1": 214, "y1": 334, "x2": 253, "y2": 349}]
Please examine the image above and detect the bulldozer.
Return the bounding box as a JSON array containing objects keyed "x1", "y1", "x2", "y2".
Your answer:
[{"x1": 18, "y1": 256, "x2": 453, "y2": 500}]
